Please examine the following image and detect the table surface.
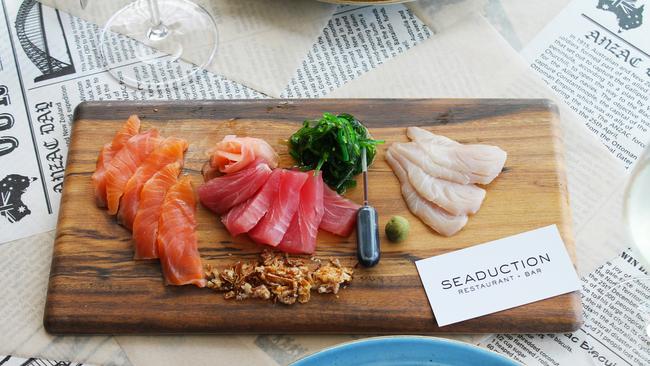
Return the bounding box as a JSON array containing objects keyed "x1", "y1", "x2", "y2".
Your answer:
[{"x1": 2, "y1": 1, "x2": 629, "y2": 365}]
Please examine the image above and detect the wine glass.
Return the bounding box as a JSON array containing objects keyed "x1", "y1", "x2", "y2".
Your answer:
[
  {"x1": 583, "y1": 145, "x2": 650, "y2": 365},
  {"x1": 621, "y1": 144, "x2": 650, "y2": 338},
  {"x1": 99, "y1": 0, "x2": 218, "y2": 90},
  {"x1": 625, "y1": 145, "x2": 650, "y2": 271}
]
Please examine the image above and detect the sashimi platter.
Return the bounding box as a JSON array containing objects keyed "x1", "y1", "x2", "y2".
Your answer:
[{"x1": 45, "y1": 99, "x2": 581, "y2": 334}]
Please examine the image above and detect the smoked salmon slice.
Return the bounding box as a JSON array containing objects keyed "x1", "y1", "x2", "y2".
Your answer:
[
  {"x1": 197, "y1": 160, "x2": 272, "y2": 214},
  {"x1": 132, "y1": 162, "x2": 182, "y2": 259},
  {"x1": 277, "y1": 171, "x2": 324, "y2": 254},
  {"x1": 319, "y1": 185, "x2": 360, "y2": 237},
  {"x1": 118, "y1": 137, "x2": 188, "y2": 229},
  {"x1": 104, "y1": 129, "x2": 161, "y2": 215},
  {"x1": 157, "y1": 176, "x2": 206, "y2": 287},
  {"x1": 92, "y1": 115, "x2": 141, "y2": 207},
  {"x1": 248, "y1": 170, "x2": 308, "y2": 246},
  {"x1": 221, "y1": 168, "x2": 282, "y2": 237}
]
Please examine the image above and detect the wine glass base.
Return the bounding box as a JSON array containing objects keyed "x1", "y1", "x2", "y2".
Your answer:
[{"x1": 100, "y1": 0, "x2": 218, "y2": 90}]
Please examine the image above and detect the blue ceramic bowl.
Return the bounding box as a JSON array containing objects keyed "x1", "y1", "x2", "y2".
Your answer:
[{"x1": 291, "y1": 336, "x2": 521, "y2": 366}]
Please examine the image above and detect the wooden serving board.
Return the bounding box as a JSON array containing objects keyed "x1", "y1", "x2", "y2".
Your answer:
[{"x1": 45, "y1": 99, "x2": 581, "y2": 334}]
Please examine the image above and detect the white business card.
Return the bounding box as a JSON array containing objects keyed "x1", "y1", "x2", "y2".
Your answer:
[{"x1": 415, "y1": 225, "x2": 580, "y2": 327}]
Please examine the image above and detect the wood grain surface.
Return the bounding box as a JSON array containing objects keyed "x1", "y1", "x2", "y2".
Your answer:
[{"x1": 44, "y1": 99, "x2": 581, "y2": 334}]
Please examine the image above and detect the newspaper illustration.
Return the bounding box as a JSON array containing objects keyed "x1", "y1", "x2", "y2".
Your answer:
[
  {"x1": 0, "y1": 355, "x2": 87, "y2": 366},
  {"x1": 522, "y1": 0, "x2": 650, "y2": 170},
  {"x1": 0, "y1": 174, "x2": 37, "y2": 223},
  {"x1": 596, "y1": 0, "x2": 644, "y2": 32}
]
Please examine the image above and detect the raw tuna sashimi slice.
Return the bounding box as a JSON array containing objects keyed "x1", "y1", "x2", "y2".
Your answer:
[
  {"x1": 118, "y1": 137, "x2": 188, "y2": 229},
  {"x1": 105, "y1": 129, "x2": 161, "y2": 215},
  {"x1": 405, "y1": 127, "x2": 507, "y2": 185},
  {"x1": 319, "y1": 185, "x2": 360, "y2": 237},
  {"x1": 206, "y1": 135, "x2": 279, "y2": 176},
  {"x1": 386, "y1": 150, "x2": 468, "y2": 237},
  {"x1": 277, "y1": 171, "x2": 324, "y2": 254},
  {"x1": 248, "y1": 170, "x2": 308, "y2": 246},
  {"x1": 197, "y1": 160, "x2": 272, "y2": 214},
  {"x1": 132, "y1": 162, "x2": 182, "y2": 259},
  {"x1": 157, "y1": 176, "x2": 206, "y2": 287},
  {"x1": 221, "y1": 169, "x2": 282, "y2": 236},
  {"x1": 92, "y1": 115, "x2": 141, "y2": 207},
  {"x1": 389, "y1": 146, "x2": 486, "y2": 216}
]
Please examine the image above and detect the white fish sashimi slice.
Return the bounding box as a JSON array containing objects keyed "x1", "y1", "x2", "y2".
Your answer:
[
  {"x1": 406, "y1": 127, "x2": 507, "y2": 185},
  {"x1": 393, "y1": 143, "x2": 471, "y2": 185},
  {"x1": 385, "y1": 150, "x2": 468, "y2": 237},
  {"x1": 407, "y1": 127, "x2": 459, "y2": 146},
  {"x1": 389, "y1": 147, "x2": 486, "y2": 215}
]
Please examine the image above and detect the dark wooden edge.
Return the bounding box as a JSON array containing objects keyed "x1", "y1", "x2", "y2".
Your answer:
[{"x1": 72, "y1": 99, "x2": 559, "y2": 126}]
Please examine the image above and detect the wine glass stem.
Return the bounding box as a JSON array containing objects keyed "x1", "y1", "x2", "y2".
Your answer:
[
  {"x1": 148, "y1": 0, "x2": 161, "y2": 25},
  {"x1": 146, "y1": 0, "x2": 169, "y2": 41}
]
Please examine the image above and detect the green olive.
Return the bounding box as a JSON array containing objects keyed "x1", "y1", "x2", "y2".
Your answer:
[{"x1": 385, "y1": 215, "x2": 410, "y2": 243}]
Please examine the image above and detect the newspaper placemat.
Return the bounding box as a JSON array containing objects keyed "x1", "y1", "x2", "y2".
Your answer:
[
  {"x1": 282, "y1": 5, "x2": 432, "y2": 97},
  {"x1": 521, "y1": 0, "x2": 650, "y2": 170},
  {"x1": 480, "y1": 250, "x2": 650, "y2": 365},
  {"x1": 0, "y1": 1, "x2": 642, "y2": 365}
]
